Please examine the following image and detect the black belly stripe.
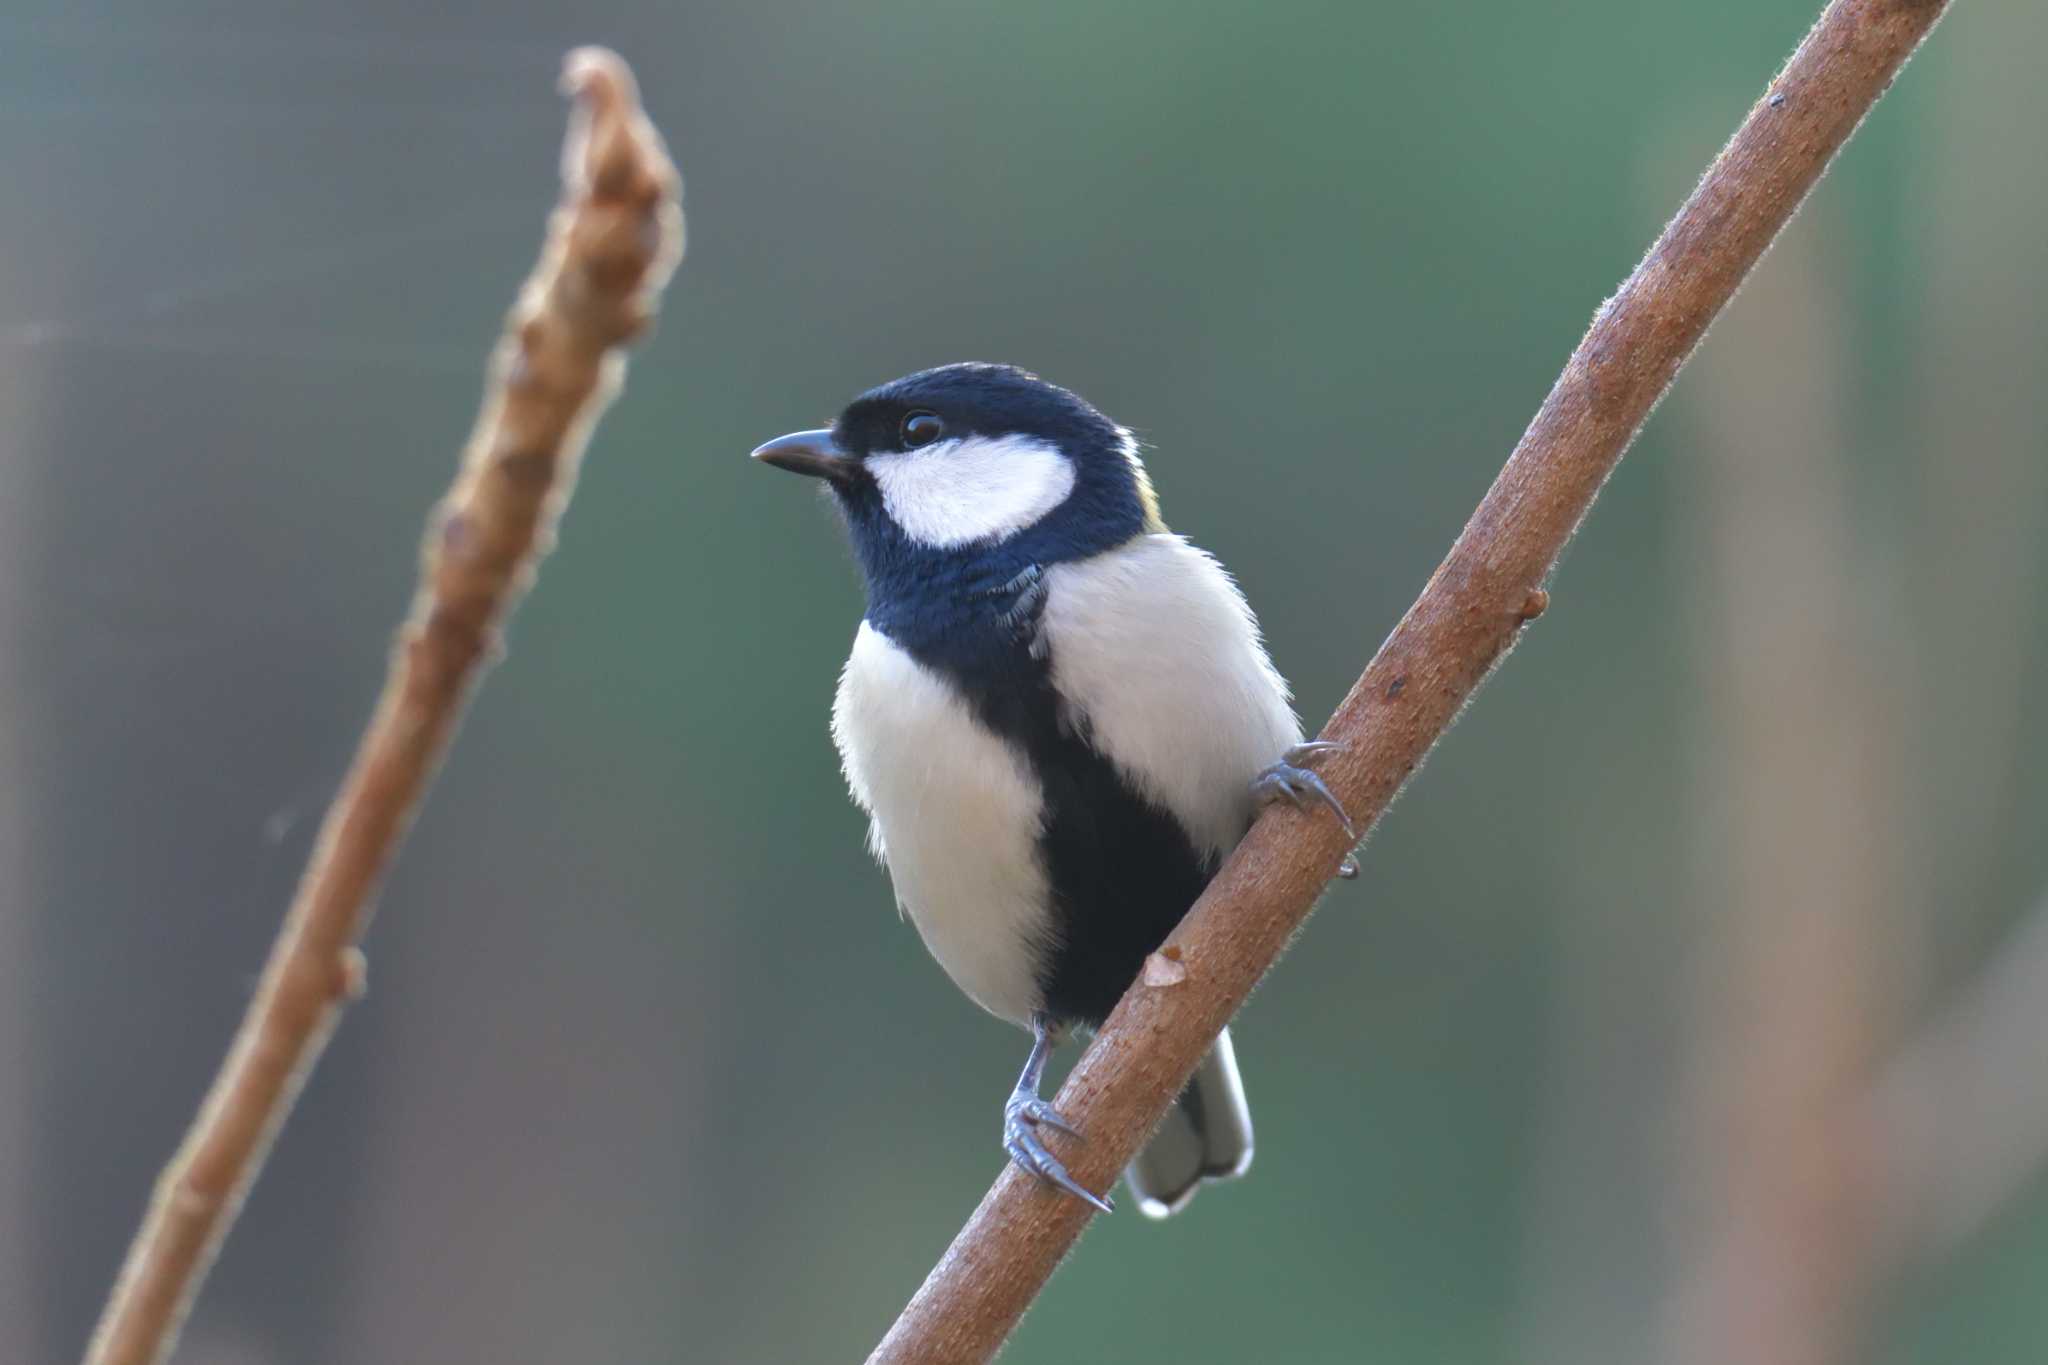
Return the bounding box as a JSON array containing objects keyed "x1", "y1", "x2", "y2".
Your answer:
[
  {"x1": 901, "y1": 566, "x2": 1219, "y2": 1026},
  {"x1": 1029, "y1": 722, "x2": 1219, "y2": 1024}
]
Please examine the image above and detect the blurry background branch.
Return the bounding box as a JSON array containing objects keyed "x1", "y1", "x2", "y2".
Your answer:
[
  {"x1": 1659, "y1": 6, "x2": 2048, "y2": 1357},
  {"x1": 870, "y1": 2, "x2": 1952, "y2": 1362},
  {"x1": 1874, "y1": 891, "x2": 2048, "y2": 1268},
  {"x1": 1658, "y1": 208, "x2": 1897, "y2": 1365},
  {"x1": 81, "y1": 48, "x2": 682, "y2": 1365}
]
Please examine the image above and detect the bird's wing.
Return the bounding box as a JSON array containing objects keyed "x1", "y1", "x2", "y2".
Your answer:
[{"x1": 1040, "y1": 533, "x2": 1303, "y2": 861}]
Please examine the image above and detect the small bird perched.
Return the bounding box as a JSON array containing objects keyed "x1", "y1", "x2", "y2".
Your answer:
[{"x1": 753, "y1": 363, "x2": 1350, "y2": 1216}]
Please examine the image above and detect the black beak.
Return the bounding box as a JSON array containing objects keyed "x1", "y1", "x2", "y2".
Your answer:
[{"x1": 751, "y1": 428, "x2": 857, "y2": 485}]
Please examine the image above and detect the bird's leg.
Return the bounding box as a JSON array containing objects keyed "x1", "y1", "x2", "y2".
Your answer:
[
  {"x1": 1002, "y1": 1013, "x2": 1114, "y2": 1213},
  {"x1": 1253, "y1": 741, "x2": 1359, "y2": 844}
]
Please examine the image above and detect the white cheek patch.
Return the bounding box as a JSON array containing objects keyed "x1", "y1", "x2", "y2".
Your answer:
[{"x1": 866, "y1": 435, "x2": 1077, "y2": 548}]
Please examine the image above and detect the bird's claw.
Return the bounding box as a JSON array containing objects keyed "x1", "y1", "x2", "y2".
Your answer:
[
  {"x1": 1003, "y1": 1095, "x2": 1114, "y2": 1213},
  {"x1": 1252, "y1": 742, "x2": 1358, "y2": 841},
  {"x1": 1009, "y1": 1094, "x2": 1081, "y2": 1138}
]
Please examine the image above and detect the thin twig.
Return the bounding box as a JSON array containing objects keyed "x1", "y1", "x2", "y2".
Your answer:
[
  {"x1": 83, "y1": 48, "x2": 683, "y2": 1365},
  {"x1": 868, "y1": 3, "x2": 1951, "y2": 1361}
]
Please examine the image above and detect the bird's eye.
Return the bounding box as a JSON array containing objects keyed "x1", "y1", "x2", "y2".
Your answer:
[{"x1": 901, "y1": 411, "x2": 945, "y2": 448}]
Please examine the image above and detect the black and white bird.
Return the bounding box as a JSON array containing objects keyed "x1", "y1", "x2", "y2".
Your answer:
[{"x1": 753, "y1": 363, "x2": 1350, "y2": 1216}]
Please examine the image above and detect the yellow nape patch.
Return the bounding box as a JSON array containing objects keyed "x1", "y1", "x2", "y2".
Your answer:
[{"x1": 1121, "y1": 431, "x2": 1169, "y2": 533}]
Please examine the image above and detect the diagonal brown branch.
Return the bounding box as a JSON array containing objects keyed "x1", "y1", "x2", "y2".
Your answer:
[
  {"x1": 83, "y1": 48, "x2": 683, "y2": 1365},
  {"x1": 869, "y1": 2, "x2": 1952, "y2": 1361}
]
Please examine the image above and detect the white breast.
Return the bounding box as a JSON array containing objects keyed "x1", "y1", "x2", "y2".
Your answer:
[
  {"x1": 1040, "y1": 534, "x2": 1303, "y2": 860},
  {"x1": 831, "y1": 621, "x2": 1050, "y2": 1026}
]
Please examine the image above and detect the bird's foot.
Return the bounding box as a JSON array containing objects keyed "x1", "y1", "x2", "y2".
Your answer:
[
  {"x1": 1252, "y1": 741, "x2": 1358, "y2": 840},
  {"x1": 1003, "y1": 1093, "x2": 1114, "y2": 1214}
]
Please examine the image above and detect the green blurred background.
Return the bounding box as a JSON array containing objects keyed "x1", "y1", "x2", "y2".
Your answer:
[{"x1": 3, "y1": 2, "x2": 2044, "y2": 1362}]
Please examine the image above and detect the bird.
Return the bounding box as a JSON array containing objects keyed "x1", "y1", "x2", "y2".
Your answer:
[{"x1": 752, "y1": 362, "x2": 1352, "y2": 1216}]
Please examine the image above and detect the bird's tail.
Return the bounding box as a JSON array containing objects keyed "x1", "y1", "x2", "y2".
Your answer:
[{"x1": 1124, "y1": 1026, "x2": 1253, "y2": 1218}]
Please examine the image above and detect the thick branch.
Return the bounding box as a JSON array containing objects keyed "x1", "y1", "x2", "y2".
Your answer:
[
  {"x1": 83, "y1": 48, "x2": 683, "y2": 1365},
  {"x1": 869, "y1": 3, "x2": 1951, "y2": 1361}
]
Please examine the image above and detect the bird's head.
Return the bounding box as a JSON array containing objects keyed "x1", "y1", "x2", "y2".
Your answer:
[{"x1": 752, "y1": 364, "x2": 1164, "y2": 587}]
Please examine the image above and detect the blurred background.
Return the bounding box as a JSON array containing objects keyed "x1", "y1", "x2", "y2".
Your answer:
[{"x1": 2, "y1": 2, "x2": 2043, "y2": 1362}]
